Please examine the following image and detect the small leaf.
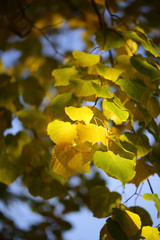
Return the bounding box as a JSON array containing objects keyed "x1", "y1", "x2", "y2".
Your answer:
[
  {"x1": 130, "y1": 56, "x2": 160, "y2": 80},
  {"x1": 113, "y1": 209, "x2": 141, "y2": 238},
  {"x1": 51, "y1": 144, "x2": 93, "y2": 181},
  {"x1": 65, "y1": 106, "x2": 93, "y2": 124},
  {"x1": 52, "y1": 66, "x2": 78, "y2": 86},
  {"x1": 116, "y1": 78, "x2": 150, "y2": 102},
  {"x1": 70, "y1": 79, "x2": 97, "y2": 97},
  {"x1": 22, "y1": 76, "x2": 45, "y2": 106},
  {"x1": 89, "y1": 186, "x2": 121, "y2": 218},
  {"x1": 143, "y1": 193, "x2": 160, "y2": 218},
  {"x1": 96, "y1": 28, "x2": 125, "y2": 51},
  {"x1": 72, "y1": 50, "x2": 99, "y2": 67},
  {"x1": 92, "y1": 82, "x2": 113, "y2": 98},
  {"x1": 128, "y1": 206, "x2": 153, "y2": 226},
  {"x1": 77, "y1": 123, "x2": 107, "y2": 146},
  {"x1": 47, "y1": 120, "x2": 77, "y2": 146},
  {"x1": 128, "y1": 159, "x2": 155, "y2": 187},
  {"x1": 102, "y1": 99, "x2": 129, "y2": 125},
  {"x1": 97, "y1": 63, "x2": 123, "y2": 82},
  {"x1": 94, "y1": 150, "x2": 136, "y2": 185},
  {"x1": 120, "y1": 132, "x2": 152, "y2": 158},
  {"x1": 141, "y1": 226, "x2": 160, "y2": 240}
]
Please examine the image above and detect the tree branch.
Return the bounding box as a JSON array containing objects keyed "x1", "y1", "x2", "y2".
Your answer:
[{"x1": 91, "y1": 0, "x2": 104, "y2": 28}]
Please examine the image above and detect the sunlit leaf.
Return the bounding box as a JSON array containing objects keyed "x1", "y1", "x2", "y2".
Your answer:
[
  {"x1": 77, "y1": 123, "x2": 107, "y2": 146},
  {"x1": 92, "y1": 82, "x2": 113, "y2": 98},
  {"x1": 97, "y1": 63, "x2": 123, "y2": 82},
  {"x1": 143, "y1": 193, "x2": 160, "y2": 218},
  {"x1": 102, "y1": 98, "x2": 129, "y2": 125},
  {"x1": 120, "y1": 132, "x2": 152, "y2": 158},
  {"x1": 128, "y1": 206, "x2": 153, "y2": 226},
  {"x1": 51, "y1": 144, "x2": 94, "y2": 181},
  {"x1": 130, "y1": 56, "x2": 160, "y2": 80},
  {"x1": 47, "y1": 120, "x2": 77, "y2": 146},
  {"x1": 125, "y1": 31, "x2": 160, "y2": 57},
  {"x1": 70, "y1": 79, "x2": 97, "y2": 97},
  {"x1": 89, "y1": 186, "x2": 121, "y2": 218},
  {"x1": 72, "y1": 50, "x2": 99, "y2": 67},
  {"x1": 128, "y1": 159, "x2": 155, "y2": 187},
  {"x1": 52, "y1": 67, "x2": 78, "y2": 86},
  {"x1": 65, "y1": 106, "x2": 93, "y2": 124},
  {"x1": 113, "y1": 209, "x2": 141, "y2": 238},
  {"x1": 141, "y1": 226, "x2": 160, "y2": 240},
  {"x1": 116, "y1": 78, "x2": 150, "y2": 102},
  {"x1": 94, "y1": 150, "x2": 136, "y2": 185}
]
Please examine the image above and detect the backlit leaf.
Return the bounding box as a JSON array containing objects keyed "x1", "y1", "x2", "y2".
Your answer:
[
  {"x1": 116, "y1": 78, "x2": 150, "y2": 102},
  {"x1": 113, "y1": 209, "x2": 141, "y2": 238},
  {"x1": 47, "y1": 120, "x2": 77, "y2": 146},
  {"x1": 89, "y1": 186, "x2": 121, "y2": 218},
  {"x1": 141, "y1": 226, "x2": 160, "y2": 240},
  {"x1": 51, "y1": 144, "x2": 93, "y2": 181},
  {"x1": 77, "y1": 123, "x2": 107, "y2": 146},
  {"x1": 52, "y1": 67, "x2": 78, "y2": 86},
  {"x1": 94, "y1": 150, "x2": 136, "y2": 185},
  {"x1": 130, "y1": 56, "x2": 160, "y2": 80},
  {"x1": 97, "y1": 63, "x2": 123, "y2": 82},
  {"x1": 102, "y1": 99, "x2": 129, "y2": 125},
  {"x1": 143, "y1": 193, "x2": 160, "y2": 218},
  {"x1": 96, "y1": 28, "x2": 125, "y2": 51},
  {"x1": 72, "y1": 50, "x2": 99, "y2": 67},
  {"x1": 92, "y1": 82, "x2": 113, "y2": 98},
  {"x1": 128, "y1": 206, "x2": 153, "y2": 226},
  {"x1": 71, "y1": 79, "x2": 97, "y2": 97},
  {"x1": 65, "y1": 106, "x2": 93, "y2": 124},
  {"x1": 128, "y1": 159, "x2": 155, "y2": 187},
  {"x1": 120, "y1": 132, "x2": 152, "y2": 158}
]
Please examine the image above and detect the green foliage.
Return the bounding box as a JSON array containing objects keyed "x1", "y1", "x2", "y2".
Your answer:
[{"x1": 0, "y1": 0, "x2": 160, "y2": 239}]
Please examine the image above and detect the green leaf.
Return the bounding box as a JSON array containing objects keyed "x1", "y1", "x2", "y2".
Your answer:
[
  {"x1": 102, "y1": 98, "x2": 129, "y2": 125},
  {"x1": 52, "y1": 66, "x2": 78, "y2": 86},
  {"x1": 143, "y1": 193, "x2": 160, "y2": 218},
  {"x1": 92, "y1": 82, "x2": 113, "y2": 98},
  {"x1": 0, "y1": 82, "x2": 18, "y2": 107},
  {"x1": 23, "y1": 166, "x2": 67, "y2": 199},
  {"x1": 71, "y1": 79, "x2": 97, "y2": 97},
  {"x1": 94, "y1": 150, "x2": 136, "y2": 185},
  {"x1": 120, "y1": 132, "x2": 152, "y2": 158},
  {"x1": 17, "y1": 109, "x2": 48, "y2": 136},
  {"x1": 125, "y1": 31, "x2": 160, "y2": 57},
  {"x1": 72, "y1": 50, "x2": 99, "y2": 67},
  {"x1": 22, "y1": 76, "x2": 45, "y2": 106},
  {"x1": 5, "y1": 131, "x2": 30, "y2": 159},
  {"x1": 96, "y1": 28, "x2": 125, "y2": 51},
  {"x1": 130, "y1": 56, "x2": 160, "y2": 80},
  {"x1": 89, "y1": 186, "x2": 121, "y2": 218},
  {"x1": 116, "y1": 78, "x2": 150, "y2": 102},
  {"x1": 141, "y1": 226, "x2": 160, "y2": 240},
  {"x1": 96, "y1": 63, "x2": 123, "y2": 82},
  {"x1": 45, "y1": 90, "x2": 77, "y2": 118}
]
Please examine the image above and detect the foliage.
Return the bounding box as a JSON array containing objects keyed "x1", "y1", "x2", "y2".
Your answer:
[{"x1": 0, "y1": 0, "x2": 160, "y2": 239}]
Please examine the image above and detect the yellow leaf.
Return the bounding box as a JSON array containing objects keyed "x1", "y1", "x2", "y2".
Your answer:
[
  {"x1": 73, "y1": 50, "x2": 100, "y2": 67},
  {"x1": 52, "y1": 144, "x2": 93, "y2": 181},
  {"x1": 97, "y1": 63, "x2": 124, "y2": 82},
  {"x1": 77, "y1": 123, "x2": 107, "y2": 146},
  {"x1": 141, "y1": 226, "x2": 160, "y2": 240},
  {"x1": 65, "y1": 106, "x2": 94, "y2": 124},
  {"x1": 47, "y1": 120, "x2": 77, "y2": 146}
]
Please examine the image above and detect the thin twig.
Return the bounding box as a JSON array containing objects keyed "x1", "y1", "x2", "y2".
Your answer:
[
  {"x1": 147, "y1": 179, "x2": 154, "y2": 194},
  {"x1": 91, "y1": 0, "x2": 104, "y2": 28},
  {"x1": 105, "y1": 0, "x2": 113, "y2": 25}
]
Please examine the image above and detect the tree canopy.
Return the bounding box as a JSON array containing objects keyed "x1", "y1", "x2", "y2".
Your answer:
[{"x1": 0, "y1": 0, "x2": 160, "y2": 239}]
